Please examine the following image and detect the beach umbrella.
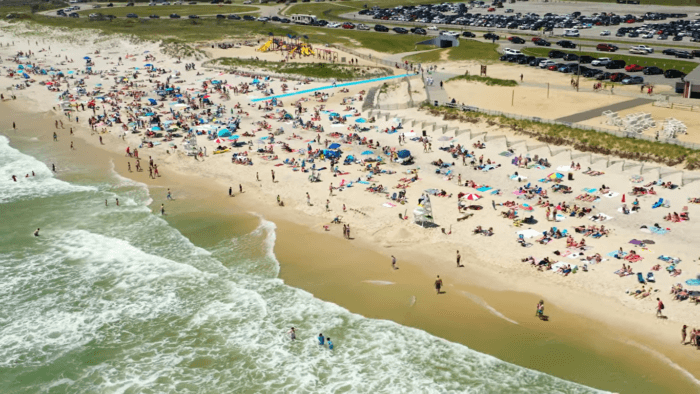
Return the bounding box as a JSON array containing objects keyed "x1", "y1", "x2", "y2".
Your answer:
[
  {"x1": 67, "y1": 70, "x2": 74, "y2": 74},
  {"x1": 519, "y1": 203, "x2": 534, "y2": 211},
  {"x1": 230, "y1": 135, "x2": 239, "y2": 140},
  {"x1": 328, "y1": 143, "x2": 341, "y2": 149},
  {"x1": 151, "y1": 126, "x2": 162, "y2": 131},
  {"x1": 397, "y1": 150, "x2": 411, "y2": 159},
  {"x1": 547, "y1": 172, "x2": 564, "y2": 179},
  {"x1": 145, "y1": 63, "x2": 153, "y2": 67},
  {"x1": 83, "y1": 56, "x2": 90, "y2": 60},
  {"x1": 462, "y1": 193, "x2": 481, "y2": 201},
  {"x1": 217, "y1": 128, "x2": 232, "y2": 137},
  {"x1": 355, "y1": 118, "x2": 366, "y2": 123},
  {"x1": 17, "y1": 65, "x2": 23, "y2": 69}
]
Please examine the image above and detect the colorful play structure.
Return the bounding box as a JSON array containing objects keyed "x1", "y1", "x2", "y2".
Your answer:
[{"x1": 257, "y1": 37, "x2": 338, "y2": 62}]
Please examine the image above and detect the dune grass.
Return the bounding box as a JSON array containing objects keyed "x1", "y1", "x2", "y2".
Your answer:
[
  {"x1": 404, "y1": 39, "x2": 501, "y2": 63},
  {"x1": 423, "y1": 104, "x2": 700, "y2": 169},
  {"x1": 76, "y1": 5, "x2": 257, "y2": 17},
  {"x1": 209, "y1": 57, "x2": 390, "y2": 79},
  {"x1": 446, "y1": 74, "x2": 518, "y2": 87}
]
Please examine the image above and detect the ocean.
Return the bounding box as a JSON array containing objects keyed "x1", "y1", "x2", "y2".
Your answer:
[{"x1": 0, "y1": 134, "x2": 605, "y2": 393}]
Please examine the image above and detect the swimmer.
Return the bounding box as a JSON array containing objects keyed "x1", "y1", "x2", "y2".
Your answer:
[
  {"x1": 33, "y1": 228, "x2": 40, "y2": 237},
  {"x1": 288, "y1": 327, "x2": 296, "y2": 341},
  {"x1": 318, "y1": 333, "x2": 325, "y2": 346},
  {"x1": 327, "y1": 338, "x2": 333, "y2": 350}
]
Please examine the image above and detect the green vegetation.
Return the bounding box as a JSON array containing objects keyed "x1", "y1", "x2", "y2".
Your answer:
[
  {"x1": 446, "y1": 74, "x2": 518, "y2": 87},
  {"x1": 77, "y1": 5, "x2": 257, "y2": 17},
  {"x1": 523, "y1": 47, "x2": 698, "y2": 73},
  {"x1": 284, "y1": 0, "x2": 465, "y2": 21},
  {"x1": 0, "y1": 1, "x2": 66, "y2": 18},
  {"x1": 209, "y1": 57, "x2": 391, "y2": 79},
  {"x1": 423, "y1": 104, "x2": 700, "y2": 169},
  {"x1": 404, "y1": 39, "x2": 501, "y2": 63}
]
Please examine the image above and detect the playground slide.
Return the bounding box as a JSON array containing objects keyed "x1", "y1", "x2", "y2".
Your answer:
[{"x1": 257, "y1": 39, "x2": 273, "y2": 52}]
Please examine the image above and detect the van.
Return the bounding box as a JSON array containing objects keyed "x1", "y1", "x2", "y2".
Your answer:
[{"x1": 564, "y1": 29, "x2": 579, "y2": 37}]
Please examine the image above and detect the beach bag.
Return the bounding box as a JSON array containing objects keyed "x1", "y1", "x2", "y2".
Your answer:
[{"x1": 660, "y1": 302, "x2": 665, "y2": 310}]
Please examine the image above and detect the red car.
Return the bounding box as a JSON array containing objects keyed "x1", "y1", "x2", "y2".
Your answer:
[
  {"x1": 342, "y1": 22, "x2": 355, "y2": 29},
  {"x1": 531, "y1": 37, "x2": 542, "y2": 42},
  {"x1": 547, "y1": 64, "x2": 559, "y2": 70},
  {"x1": 487, "y1": 7, "x2": 495, "y2": 11},
  {"x1": 625, "y1": 64, "x2": 643, "y2": 72}
]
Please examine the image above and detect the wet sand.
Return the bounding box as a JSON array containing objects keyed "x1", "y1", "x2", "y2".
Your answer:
[{"x1": 4, "y1": 106, "x2": 698, "y2": 393}]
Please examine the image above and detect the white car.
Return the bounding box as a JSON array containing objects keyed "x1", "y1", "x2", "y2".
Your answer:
[
  {"x1": 631, "y1": 45, "x2": 653, "y2": 53},
  {"x1": 643, "y1": 33, "x2": 654, "y2": 39},
  {"x1": 427, "y1": 26, "x2": 438, "y2": 30},
  {"x1": 327, "y1": 22, "x2": 341, "y2": 28},
  {"x1": 600, "y1": 30, "x2": 610, "y2": 36},
  {"x1": 539, "y1": 59, "x2": 555, "y2": 68},
  {"x1": 504, "y1": 48, "x2": 522, "y2": 56},
  {"x1": 357, "y1": 24, "x2": 369, "y2": 30},
  {"x1": 243, "y1": 0, "x2": 252, "y2": 3},
  {"x1": 591, "y1": 57, "x2": 611, "y2": 66}
]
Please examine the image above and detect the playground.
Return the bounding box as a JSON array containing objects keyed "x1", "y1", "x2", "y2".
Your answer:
[{"x1": 257, "y1": 36, "x2": 338, "y2": 63}]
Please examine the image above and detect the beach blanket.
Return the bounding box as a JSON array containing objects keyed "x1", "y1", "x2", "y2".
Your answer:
[
  {"x1": 582, "y1": 188, "x2": 598, "y2": 193},
  {"x1": 649, "y1": 227, "x2": 668, "y2": 235},
  {"x1": 607, "y1": 251, "x2": 628, "y2": 258},
  {"x1": 477, "y1": 186, "x2": 492, "y2": 192},
  {"x1": 499, "y1": 151, "x2": 514, "y2": 157},
  {"x1": 686, "y1": 279, "x2": 700, "y2": 286},
  {"x1": 382, "y1": 202, "x2": 396, "y2": 208},
  {"x1": 357, "y1": 181, "x2": 370, "y2": 185}
]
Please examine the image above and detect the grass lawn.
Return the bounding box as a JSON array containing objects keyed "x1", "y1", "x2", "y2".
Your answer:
[
  {"x1": 404, "y1": 39, "x2": 501, "y2": 62},
  {"x1": 523, "y1": 47, "x2": 698, "y2": 73},
  {"x1": 284, "y1": 0, "x2": 466, "y2": 21},
  {"x1": 210, "y1": 57, "x2": 390, "y2": 79},
  {"x1": 76, "y1": 5, "x2": 257, "y2": 17}
]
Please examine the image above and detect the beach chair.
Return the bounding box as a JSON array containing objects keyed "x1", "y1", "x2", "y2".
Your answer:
[
  {"x1": 646, "y1": 272, "x2": 655, "y2": 283},
  {"x1": 652, "y1": 198, "x2": 664, "y2": 209},
  {"x1": 637, "y1": 272, "x2": 646, "y2": 284},
  {"x1": 390, "y1": 192, "x2": 397, "y2": 201},
  {"x1": 662, "y1": 199, "x2": 670, "y2": 208}
]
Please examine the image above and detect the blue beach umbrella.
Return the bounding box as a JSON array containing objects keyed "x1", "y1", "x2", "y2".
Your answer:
[
  {"x1": 145, "y1": 63, "x2": 153, "y2": 67},
  {"x1": 361, "y1": 150, "x2": 374, "y2": 155},
  {"x1": 83, "y1": 56, "x2": 90, "y2": 60},
  {"x1": 397, "y1": 150, "x2": 411, "y2": 159},
  {"x1": 328, "y1": 143, "x2": 341, "y2": 149},
  {"x1": 218, "y1": 128, "x2": 232, "y2": 137}
]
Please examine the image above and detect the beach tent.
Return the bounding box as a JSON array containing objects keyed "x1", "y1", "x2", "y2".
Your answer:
[
  {"x1": 218, "y1": 128, "x2": 232, "y2": 138},
  {"x1": 151, "y1": 126, "x2": 162, "y2": 132},
  {"x1": 328, "y1": 143, "x2": 341, "y2": 149},
  {"x1": 397, "y1": 150, "x2": 411, "y2": 159},
  {"x1": 83, "y1": 56, "x2": 91, "y2": 60},
  {"x1": 148, "y1": 98, "x2": 157, "y2": 105},
  {"x1": 323, "y1": 149, "x2": 341, "y2": 159}
]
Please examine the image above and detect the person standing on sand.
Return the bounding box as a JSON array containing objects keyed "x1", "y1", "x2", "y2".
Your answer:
[
  {"x1": 682, "y1": 325, "x2": 688, "y2": 344},
  {"x1": 271, "y1": 170, "x2": 275, "y2": 183},
  {"x1": 392, "y1": 255, "x2": 397, "y2": 270},
  {"x1": 346, "y1": 224, "x2": 351, "y2": 239},
  {"x1": 229, "y1": 187, "x2": 233, "y2": 197},
  {"x1": 53, "y1": 132, "x2": 57, "y2": 142},
  {"x1": 160, "y1": 204, "x2": 166, "y2": 216},
  {"x1": 13, "y1": 122, "x2": 16, "y2": 131},
  {"x1": 105, "y1": 199, "x2": 108, "y2": 207},
  {"x1": 326, "y1": 199, "x2": 330, "y2": 212},
  {"x1": 536, "y1": 300, "x2": 544, "y2": 318},
  {"x1": 256, "y1": 172, "x2": 260, "y2": 181},
  {"x1": 329, "y1": 183, "x2": 333, "y2": 196},
  {"x1": 456, "y1": 250, "x2": 463, "y2": 267},
  {"x1": 52, "y1": 164, "x2": 56, "y2": 172},
  {"x1": 434, "y1": 276, "x2": 443, "y2": 294},
  {"x1": 127, "y1": 162, "x2": 132, "y2": 172},
  {"x1": 239, "y1": 184, "x2": 242, "y2": 193},
  {"x1": 656, "y1": 298, "x2": 664, "y2": 317}
]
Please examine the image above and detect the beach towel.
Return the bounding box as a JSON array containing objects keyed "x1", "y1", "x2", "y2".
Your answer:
[
  {"x1": 382, "y1": 202, "x2": 396, "y2": 208},
  {"x1": 274, "y1": 163, "x2": 284, "y2": 167},
  {"x1": 477, "y1": 187, "x2": 492, "y2": 192},
  {"x1": 686, "y1": 279, "x2": 700, "y2": 286},
  {"x1": 603, "y1": 192, "x2": 619, "y2": 198},
  {"x1": 582, "y1": 188, "x2": 598, "y2": 193},
  {"x1": 629, "y1": 239, "x2": 643, "y2": 245},
  {"x1": 357, "y1": 181, "x2": 370, "y2": 185},
  {"x1": 607, "y1": 251, "x2": 628, "y2": 258},
  {"x1": 499, "y1": 151, "x2": 513, "y2": 157},
  {"x1": 491, "y1": 189, "x2": 501, "y2": 195}
]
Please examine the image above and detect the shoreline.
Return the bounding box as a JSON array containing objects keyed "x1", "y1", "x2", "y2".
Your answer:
[
  {"x1": 4, "y1": 103, "x2": 700, "y2": 394},
  {"x1": 2, "y1": 26, "x2": 700, "y2": 392}
]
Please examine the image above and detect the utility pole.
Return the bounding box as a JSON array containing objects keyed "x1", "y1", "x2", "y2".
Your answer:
[{"x1": 576, "y1": 37, "x2": 582, "y2": 92}]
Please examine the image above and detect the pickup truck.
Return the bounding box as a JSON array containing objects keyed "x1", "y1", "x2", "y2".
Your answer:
[
  {"x1": 630, "y1": 45, "x2": 654, "y2": 54},
  {"x1": 629, "y1": 48, "x2": 648, "y2": 55}
]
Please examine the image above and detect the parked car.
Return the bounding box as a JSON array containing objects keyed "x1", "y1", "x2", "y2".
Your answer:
[
  {"x1": 508, "y1": 36, "x2": 525, "y2": 44},
  {"x1": 356, "y1": 24, "x2": 369, "y2": 30},
  {"x1": 625, "y1": 64, "x2": 643, "y2": 72},
  {"x1": 583, "y1": 69, "x2": 603, "y2": 77},
  {"x1": 280, "y1": 18, "x2": 290, "y2": 23},
  {"x1": 530, "y1": 57, "x2": 547, "y2": 66},
  {"x1": 557, "y1": 40, "x2": 576, "y2": 49},
  {"x1": 170, "y1": 13, "x2": 181, "y2": 18},
  {"x1": 579, "y1": 56, "x2": 595, "y2": 64},
  {"x1": 216, "y1": 14, "x2": 225, "y2": 19},
  {"x1": 227, "y1": 14, "x2": 240, "y2": 20},
  {"x1": 664, "y1": 69, "x2": 686, "y2": 78},
  {"x1": 243, "y1": 15, "x2": 255, "y2": 20},
  {"x1": 374, "y1": 24, "x2": 389, "y2": 32},
  {"x1": 610, "y1": 72, "x2": 629, "y2": 82},
  {"x1": 600, "y1": 30, "x2": 611, "y2": 36},
  {"x1": 342, "y1": 22, "x2": 355, "y2": 29},
  {"x1": 563, "y1": 53, "x2": 579, "y2": 61},
  {"x1": 622, "y1": 76, "x2": 644, "y2": 84},
  {"x1": 150, "y1": 14, "x2": 161, "y2": 19},
  {"x1": 675, "y1": 51, "x2": 694, "y2": 59},
  {"x1": 393, "y1": 27, "x2": 408, "y2": 34},
  {"x1": 606, "y1": 60, "x2": 626, "y2": 69},
  {"x1": 539, "y1": 59, "x2": 556, "y2": 68},
  {"x1": 643, "y1": 66, "x2": 664, "y2": 75},
  {"x1": 484, "y1": 33, "x2": 500, "y2": 40},
  {"x1": 69, "y1": 12, "x2": 79, "y2": 18},
  {"x1": 534, "y1": 39, "x2": 551, "y2": 46},
  {"x1": 548, "y1": 50, "x2": 565, "y2": 58},
  {"x1": 126, "y1": 13, "x2": 138, "y2": 18},
  {"x1": 596, "y1": 43, "x2": 618, "y2": 52},
  {"x1": 504, "y1": 48, "x2": 523, "y2": 56},
  {"x1": 461, "y1": 31, "x2": 475, "y2": 38},
  {"x1": 662, "y1": 48, "x2": 678, "y2": 56},
  {"x1": 596, "y1": 72, "x2": 612, "y2": 80},
  {"x1": 189, "y1": 15, "x2": 199, "y2": 19},
  {"x1": 591, "y1": 57, "x2": 611, "y2": 66}
]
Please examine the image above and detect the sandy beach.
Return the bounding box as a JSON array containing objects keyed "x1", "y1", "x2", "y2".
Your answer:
[{"x1": 2, "y1": 20, "x2": 700, "y2": 393}]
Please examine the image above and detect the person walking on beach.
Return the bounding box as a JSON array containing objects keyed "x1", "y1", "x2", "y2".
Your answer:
[
  {"x1": 271, "y1": 170, "x2": 275, "y2": 183},
  {"x1": 434, "y1": 276, "x2": 443, "y2": 294},
  {"x1": 53, "y1": 132, "x2": 58, "y2": 142},
  {"x1": 13, "y1": 122, "x2": 16, "y2": 131},
  {"x1": 167, "y1": 189, "x2": 172, "y2": 200},
  {"x1": 392, "y1": 255, "x2": 397, "y2": 270},
  {"x1": 105, "y1": 199, "x2": 108, "y2": 207},
  {"x1": 682, "y1": 325, "x2": 688, "y2": 344},
  {"x1": 239, "y1": 184, "x2": 242, "y2": 194},
  {"x1": 325, "y1": 199, "x2": 330, "y2": 212},
  {"x1": 456, "y1": 250, "x2": 463, "y2": 267},
  {"x1": 116, "y1": 198, "x2": 119, "y2": 206},
  {"x1": 256, "y1": 172, "x2": 260, "y2": 182},
  {"x1": 329, "y1": 183, "x2": 334, "y2": 196},
  {"x1": 127, "y1": 162, "x2": 132, "y2": 172},
  {"x1": 343, "y1": 224, "x2": 347, "y2": 238},
  {"x1": 55, "y1": 120, "x2": 58, "y2": 129},
  {"x1": 346, "y1": 224, "x2": 350, "y2": 239},
  {"x1": 229, "y1": 186, "x2": 233, "y2": 197},
  {"x1": 656, "y1": 298, "x2": 664, "y2": 317},
  {"x1": 70, "y1": 141, "x2": 74, "y2": 150},
  {"x1": 536, "y1": 300, "x2": 544, "y2": 318},
  {"x1": 160, "y1": 204, "x2": 166, "y2": 216}
]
